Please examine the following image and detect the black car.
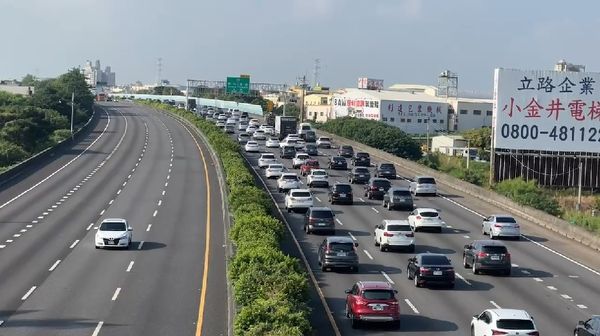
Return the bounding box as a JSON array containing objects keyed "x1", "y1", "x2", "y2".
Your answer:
[
  {"x1": 574, "y1": 316, "x2": 600, "y2": 336},
  {"x1": 328, "y1": 156, "x2": 348, "y2": 170},
  {"x1": 347, "y1": 167, "x2": 371, "y2": 184},
  {"x1": 328, "y1": 183, "x2": 353, "y2": 205},
  {"x1": 317, "y1": 236, "x2": 359, "y2": 272},
  {"x1": 407, "y1": 253, "x2": 455, "y2": 288},
  {"x1": 352, "y1": 152, "x2": 371, "y2": 167},
  {"x1": 463, "y1": 240, "x2": 511, "y2": 276},
  {"x1": 304, "y1": 207, "x2": 336, "y2": 234},
  {"x1": 375, "y1": 163, "x2": 397, "y2": 179},
  {"x1": 364, "y1": 178, "x2": 392, "y2": 199},
  {"x1": 304, "y1": 143, "x2": 319, "y2": 156},
  {"x1": 280, "y1": 145, "x2": 296, "y2": 159},
  {"x1": 338, "y1": 145, "x2": 354, "y2": 158}
]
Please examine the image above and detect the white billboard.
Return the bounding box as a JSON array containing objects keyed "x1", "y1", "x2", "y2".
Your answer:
[
  {"x1": 493, "y1": 68, "x2": 600, "y2": 153},
  {"x1": 332, "y1": 96, "x2": 381, "y2": 120},
  {"x1": 358, "y1": 77, "x2": 384, "y2": 90}
]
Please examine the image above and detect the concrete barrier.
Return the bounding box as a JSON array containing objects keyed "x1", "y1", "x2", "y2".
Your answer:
[{"x1": 316, "y1": 129, "x2": 600, "y2": 252}]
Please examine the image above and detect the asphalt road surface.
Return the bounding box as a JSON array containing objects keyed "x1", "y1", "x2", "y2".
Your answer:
[{"x1": 0, "y1": 102, "x2": 227, "y2": 336}]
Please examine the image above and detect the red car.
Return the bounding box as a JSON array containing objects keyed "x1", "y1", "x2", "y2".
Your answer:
[
  {"x1": 300, "y1": 159, "x2": 320, "y2": 176},
  {"x1": 345, "y1": 281, "x2": 401, "y2": 329}
]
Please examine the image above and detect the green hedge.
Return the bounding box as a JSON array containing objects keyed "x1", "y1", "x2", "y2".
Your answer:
[
  {"x1": 494, "y1": 178, "x2": 562, "y2": 216},
  {"x1": 139, "y1": 101, "x2": 311, "y2": 335}
]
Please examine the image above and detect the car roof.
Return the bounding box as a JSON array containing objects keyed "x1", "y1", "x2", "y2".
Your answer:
[
  {"x1": 334, "y1": 182, "x2": 352, "y2": 187},
  {"x1": 309, "y1": 206, "x2": 332, "y2": 211},
  {"x1": 246, "y1": 141, "x2": 258, "y2": 144},
  {"x1": 415, "y1": 175, "x2": 434, "y2": 179},
  {"x1": 487, "y1": 309, "x2": 532, "y2": 320},
  {"x1": 357, "y1": 281, "x2": 394, "y2": 290},
  {"x1": 289, "y1": 188, "x2": 311, "y2": 193},
  {"x1": 102, "y1": 218, "x2": 127, "y2": 223},
  {"x1": 416, "y1": 252, "x2": 447, "y2": 258},
  {"x1": 383, "y1": 219, "x2": 410, "y2": 226},
  {"x1": 370, "y1": 177, "x2": 390, "y2": 182},
  {"x1": 281, "y1": 173, "x2": 298, "y2": 177},
  {"x1": 389, "y1": 187, "x2": 410, "y2": 192},
  {"x1": 311, "y1": 169, "x2": 327, "y2": 172},
  {"x1": 473, "y1": 240, "x2": 506, "y2": 247},
  {"x1": 415, "y1": 207, "x2": 438, "y2": 213},
  {"x1": 260, "y1": 152, "x2": 275, "y2": 156},
  {"x1": 490, "y1": 214, "x2": 515, "y2": 218}
]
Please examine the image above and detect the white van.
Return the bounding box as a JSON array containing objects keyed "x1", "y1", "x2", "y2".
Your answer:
[{"x1": 298, "y1": 122, "x2": 313, "y2": 139}]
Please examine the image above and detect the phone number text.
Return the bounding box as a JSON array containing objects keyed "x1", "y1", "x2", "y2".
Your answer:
[{"x1": 500, "y1": 123, "x2": 600, "y2": 142}]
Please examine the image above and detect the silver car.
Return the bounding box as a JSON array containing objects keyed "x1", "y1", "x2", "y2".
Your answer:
[
  {"x1": 410, "y1": 176, "x2": 437, "y2": 196},
  {"x1": 482, "y1": 215, "x2": 520, "y2": 240}
]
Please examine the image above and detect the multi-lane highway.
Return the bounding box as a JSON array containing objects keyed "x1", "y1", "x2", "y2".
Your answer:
[
  {"x1": 235, "y1": 124, "x2": 600, "y2": 335},
  {"x1": 0, "y1": 102, "x2": 227, "y2": 336}
]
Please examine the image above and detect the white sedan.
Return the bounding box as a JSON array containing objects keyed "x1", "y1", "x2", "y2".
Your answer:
[
  {"x1": 95, "y1": 218, "x2": 133, "y2": 249},
  {"x1": 279, "y1": 138, "x2": 298, "y2": 149},
  {"x1": 258, "y1": 153, "x2": 278, "y2": 168},
  {"x1": 245, "y1": 125, "x2": 258, "y2": 134},
  {"x1": 306, "y1": 169, "x2": 329, "y2": 188},
  {"x1": 266, "y1": 163, "x2": 286, "y2": 179},
  {"x1": 284, "y1": 188, "x2": 313, "y2": 213},
  {"x1": 244, "y1": 141, "x2": 260, "y2": 153},
  {"x1": 292, "y1": 153, "x2": 310, "y2": 169},
  {"x1": 277, "y1": 173, "x2": 301, "y2": 192},
  {"x1": 253, "y1": 130, "x2": 267, "y2": 140},
  {"x1": 482, "y1": 215, "x2": 521, "y2": 240},
  {"x1": 265, "y1": 138, "x2": 280, "y2": 148},
  {"x1": 407, "y1": 208, "x2": 446, "y2": 232},
  {"x1": 316, "y1": 137, "x2": 332, "y2": 148}
]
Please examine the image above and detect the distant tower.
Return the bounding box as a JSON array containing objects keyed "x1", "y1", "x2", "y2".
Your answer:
[
  {"x1": 313, "y1": 58, "x2": 321, "y2": 88},
  {"x1": 157, "y1": 57, "x2": 163, "y2": 86},
  {"x1": 437, "y1": 70, "x2": 458, "y2": 98}
]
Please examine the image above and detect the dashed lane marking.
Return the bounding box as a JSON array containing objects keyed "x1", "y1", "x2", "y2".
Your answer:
[
  {"x1": 48, "y1": 260, "x2": 61, "y2": 272},
  {"x1": 363, "y1": 250, "x2": 374, "y2": 260},
  {"x1": 534, "y1": 278, "x2": 543, "y2": 282},
  {"x1": 111, "y1": 287, "x2": 121, "y2": 301},
  {"x1": 137, "y1": 241, "x2": 144, "y2": 250},
  {"x1": 21, "y1": 286, "x2": 37, "y2": 301},
  {"x1": 404, "y1": 299, "x2": 420, "y2": 314},
  {"x1": 561, "y1": 294, "x2": 573, "y2": 300},
  {"x1": 146, "y1": 224, "x2": 152, "y2": 232},
  {"x1": 371, "y1": 207, "x2": 380, "y2": 214},
  {"x1": 69, "y1": 240, "x2": 79, "y2": 249},
  {"x1": 86, "y1": 223, "x2": 94, "y2": 231},
  {"x1": 577, "y1": 304, "x2": 588, "y2": 309},
  {"x1": 348, "y1": 233, "x2": 357, "y2": 241},
  {"x1": 381, "y1": 271, "x2": 395, "y2": 284},
  {"x1": 456, "y1": 273, "x2": 472, "y2": 286},
  {"x1": 126, "y1": 261, "x2": 135, "y2": 272},
  {"x1": 335, "y1": 218, "x2": 343, "y2": 226},
  {"x1": 490, "y1": 301, "x2": 501, "y2": 309}
]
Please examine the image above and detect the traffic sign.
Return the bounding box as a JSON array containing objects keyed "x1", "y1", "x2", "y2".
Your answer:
[{"x1": 226, "y1": 77, "x2": 250, "y2": 94}]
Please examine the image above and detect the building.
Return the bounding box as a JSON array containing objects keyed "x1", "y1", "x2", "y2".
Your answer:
[
  {"x1": 431, "y1": 135, "x2": 473, "y2": 157},
  {"x1": 554, "y1": 59, "x2": 585, "y2": 72},
  {"x1": 82, "y1": 60, "x2": 116, "y2": 87},
  {"x1": 0, "y1": 83, "x2": 33, "y2": 96},
  {"x1": 305, "y1": 93, "x2": 333, "y2": 123},
  {"x1": 447, "y1": 97, "x2": 493, "y2": 131}
]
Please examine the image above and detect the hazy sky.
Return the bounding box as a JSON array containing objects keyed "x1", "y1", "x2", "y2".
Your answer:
[{"x1": 2, "y1": 0, "x2": 598, "y2": 94}]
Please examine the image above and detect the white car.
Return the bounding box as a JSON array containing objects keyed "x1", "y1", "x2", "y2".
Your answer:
[
  {"x1": 265, "y1": 138, "x2": 280, "y2": 148},
  {"x1": 409, "y1": 176, "x2": 438, "y2": 196},
  {"x1": 244, "y1": 141, "x2": 260, "y2": 153},
  {"x1": 258, "y1": 153, "x2": 278, "y2": 168},
  {"x1": 277, "y1": 173, "x2": 301, "y2": 192},
  {"x1": 253, "y1": 130, "x2": 267, "y2": 140},
  {"x1": 279, "y1": 138, "x2": 298, "y2": 149},
  {"x1": 245, "y1": 125, "x2": 258, "y2": 134},
  {"x1": 285, "y1": 134, "x2": 301, "y2": 141},
  {"x1": 284, "y1": 188, "x2": 314, "y2": 212},
  {"x1": 215, "y1": 121, "x2": 225, "y2": 128},
  {"x1": 306, "y1": 169, "x2": 329, "y2": 188},
  {"x1": 294, "y1": 139, "x2": 306, "y2": 150},
  {"x1": 263, "y1": 126, "x2": 275, "y2": 135},
  {"x1": 316, "y1": 137, "x2": 332, "y2": 148},
  {"x1": 249, "y1": 118, "x2": 260, "y2": 126},
  {"x1": 374, "y1": 220, "x2": 415, "y2": 252},
  {"x1": 265, "y1": 163, "x2": 286, "y2": 179},
  {"x1": 482, "y1": 215, "x2": 521, "y2": 240},
  {"x1": 292, "y1": 153, "x2": 310, "y2": 169},
  {"x1": 471, "y1": 309, "x2": 538, "y2": 336},
  {"x1": 407, "y1": 208, "x2": 446, "y2": 232},
  {"x1": 238, "y1": 122, "x2": 249, "y2": 131},
  {"x1": 95, "y1": 218, "x2": 132, "y2": 249}
]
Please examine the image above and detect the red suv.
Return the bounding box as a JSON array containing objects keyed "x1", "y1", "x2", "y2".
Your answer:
[
  {"x1": 300, "y1": 159, "x2": 320, "y2": 176},
  {"x1": 344, "y1": 281, "x2": 401, "y2": 329}
]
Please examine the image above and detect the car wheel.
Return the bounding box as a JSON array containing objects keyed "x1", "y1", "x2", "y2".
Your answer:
[
  {"x1": 350, "y1": 311, "x2": 360, "y2": 329},
  {"x1": 287, "y1": 207, "x2": 291, "y2": 213},
  {"x1": 380, "y1": 243, "x2": 386, "y2": 252},
  {"x1": 414, "y1": 273, "x2": 421, "y2": 287},
  {"x1": 447, "y1": 282, "x2": 455, "y2": 289},
  {"x1": 321, "y1": 263, "x2": 327, "y2": 272},
  {"x1": 503, "y1": 268, "x2": 511, "y2": 276},
  {"x1": 463, "y1": 255, "x2": 469, "y2": 268},
  {"x1": 471, "y1": 326, "x2": 475, "y2": 336},
  {"x1": 437, "y1": 227, "x2": 443, "y2": 233},
  {"x1": 345, "y1": 304, "x2": 350, "y2": 318},
  {"x1": 374, "y1": 237, "x2": 380, "y2": 246},
  {"x1": 367, "y1": 193, "x2": 372, "y2": 200},
  {"x1": 472, "y1": 261, "x2": 479, "y2": 275},
  {"x1": 482, "y1": 225, "x2": 487, "y2": 235},
  {"x1": 95, "y1": 245, "x2": 100, "y2": 249},
  {"x1": 406, "y1": 267, "x2": 413, "y2": 279},
  {"x1": 490, "y1": 231, "x2": 496, "y2": 240}
]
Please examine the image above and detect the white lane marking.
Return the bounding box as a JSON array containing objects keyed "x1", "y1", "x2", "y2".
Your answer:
[
  {"x1": 169, "y1": 168, "x2": 172, "y2": 173},
  {"x1": 162, "y1": 190, "x2": 166, "y2": 196},
  {"x1": 131, "y1": 168, "x2": 135, "y2": 172},
  {"x1": 137, "y1": 241, "x2": 144, "y2": 250},
  {"x1": 100, "y1": 209, "x2": 105, "y2": 216},
  {"x1": 404, "y1": 299, "x2": 420, "y2": 314},
  {"x1": 128, "y1": 174, "x2": 132, "y2": 179},
  {"x1": 547, "y1": 286, "x2": 557, "y2": 291},
  {"x1": 51, "y1": 205, "x2": 58, "y2": 208},
  {"x1": 512, "y1": 264, "x2": 519, "y2": 267},
  {"x1": 568, "y1": 275, "x2": 580, "y2": 278},
  {"x1": 381, "y1": 271, "x2": 395, "y2": 284},
  {"x1": 26, "y1": 225, "x2": 32, "y2": 228},
  {"x1": 47, "y1": 209, "x2": 53, "y2": 212},
  {"x1": 490, "y1": 301, "x2": 502, "y2": 309},
  {"x1": 578, "y1": 304, "x2": 588, "y2": 309},
  {"x1": 446, "y1": 225, "x2": 453, "y2": 228},
  {"x1": 146, "y1": 224, "x2": 152, "y2": 232},
  {"x1": 37, "y1": 216, "x2": 44, "y2": 219},
  {"x1": 371, "y1": 207, "x2": 380, "y2": 214},
  {"x1": 521, "y1": 270, "x2": 531, "y2": 275},
  {"x1": 31, "y1": 220, "x2": 38, "y2": 224},
  {"x1": 111, "y1": 288, "x2": 121, "y2": 301},
  {"x1": 126, "y1": 261, "x2": 135, "y2": 272},
  {"x1": 463, "y1": 235, "x2": 470, "y2": 239},
  {"x1": 117, "y1": 189, "x2": 122, "y2": 195},
  {"x1": 21, "y1": 286, "x2": 37, "y2": 300},
  {"x1": 335, "y1": 218, "x2": 343, "y2": 226},
  {"x1": 561, "y1": 294, "x2": 573, "y2": 300},
  {"x1": 92, "y1": 321, "x2": 104, "y2": 336},
  {"x1": 456, "y1": 273, "x2": 472, "y2": 286},
  {"x1": 86, "y1": 223, "x2": 94, "y2": 231},
  {"x1": 315, "y1": 197, "x2": 321, "y2": 202},
  {"x1": 348, "y1": 233, "x2": 357, "y2": 241},
  {"x1": 167, "y1": 175, "x2": 170, "y2": 180},
  {"x1": 20, "y1": 229, "x2": 27, "y2": 233},
  {"x1": 13, "y1": 234, "x2": 21, "y2": 238},
  {"x1": 153, "y1": 210, "x2": 158, "y2": 217},
  {"x1": 165, "y1": 182, "x2": 169, "y2": 187},
  {"x1": 534, "y1": 278, "x2": 543, "y2": 282},
  {"x1": 0, "y1": 320, "x2": 4, "y2": 326},
  {"x1": 42, "y1": 212, "x2": 48, "y2": 215},
  {"x1": 0, "y1": 245, "x2": 5, "y2": 249},
  {"x1": 109, "y1": 199, "x2": 114, "y2": 205},
  {"x1": 358, "y1": 198, "x2": 365, "y2": 202},
  {"x1": 48, "y1": 260, "x2": 61, "y2": 272},
  {"x1": 69, "y1": 240, "x2": 80, "y2": 249},
  {"x1": 157, "y1": 200, "x2": 162, "y2": 206},
  {"x1": 122, "y1": 181, "x2": 127, "y2": 187},
  {"x1": 6, "y1": 240, "x2": 13, "y2": 243},
  {"x1": 363, "y1": 250, "x2": 374, "y2": 260},
  {"x1": 136, "y1": 162, "x2": 139, "y2": 167}
]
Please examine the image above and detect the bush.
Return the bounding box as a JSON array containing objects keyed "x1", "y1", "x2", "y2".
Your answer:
[{"x1": 495, "y1": 178, "x2": 563, "y2": 216}]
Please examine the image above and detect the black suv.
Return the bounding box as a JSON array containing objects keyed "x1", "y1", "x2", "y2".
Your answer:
[
  {"x1": 317, "y1": 236, "x2": 359, "y2": 272},
  {"x1": 280, "y1": 145, "x2": 296, "y2": 159},
  {"x1": 375, "y1": 163, "x2": 397, "y2": 179},
  {"x1": 463, "y1": 240, "x2": 511, "y2": 276},
  {"x1": 304, "y1": 143, "x2": 318, "y2": 156},
  {"x1": 347, "y1": 167, "x2": 371, "y2": 184},
  {"x1": 328, "y1": 156, "x2": 348, "y2": 170},
  {"x1": 328, "y1": 183, "x2": 353, "y2": 205},
  {"x1": 364, "y1": 178, "x2": 392, "y2": 199},
  {"x1": 338, "y1": 145, "x2": 354, "y2": 158},
  {"x1": 304, "y1": 207, "x2": 336, "y2": 234},
  {"x1": 352, "y1": 152, "x2": 371, "y2": 167}
]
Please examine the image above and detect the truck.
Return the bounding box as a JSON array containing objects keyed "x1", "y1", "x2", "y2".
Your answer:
[{"x1": 275, "y1": 116, "x2": 298, "y2": 140}]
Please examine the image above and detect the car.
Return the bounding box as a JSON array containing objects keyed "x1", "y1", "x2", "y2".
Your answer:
[
  {"x1": 292, "y1": 153, "x2": 311, "y2": 169},
  {"x1": 258, "y1": 153, "x2": 278, "y2": 168},
  {"x1": 265, "y1": 137, "x2": 280, "y2": 148},
  {"x1": 316, "y1": 136, "x2": 332, "y2": 148},
  {"x1": 345, "y1": 281, "x2": 401, "y2": 329},
  {"x1": 277, "y1": 173, "x2": 301, "y2": 192},
  {"x1": 328, "y1": 183, "x2": 353, "y2": 205},
  {"x1": 304, "y1": 130, "x2": 317, "y2": 143},
  {"x1": 307, "y1": 169, "x2": 329, "y2": 188},
  {"x1": 407, "y1": 253, "x2": 455, "y2": 288},
  {"x1": 407, "y1": 208, "x2": 446, "y2": 232},
  {"x1": 363, "y1": 178, "x2": 392, "y2": 200},
  {"x1": 482, "y1": 215, "x2": 521, "y2": 240},
  {"x1": 238, "y1": 121, "x2": 249, "y2": 131},
  {"x1": 249, "y1": 118, "x2": 260, "y2": 126},
  {"x1": 253, "y1": 130, "x2": 267, "y2": 140},
  {"x1": 237, "y1": 132, "x2": 251, "y2": 144},
  {"x1": 352, "y1": 152, "x2": 371, "y2": 167},
  {"x1": 304, "y1": 143, "x2": 319, "y2": 156},
  {"x1": 409, "y1": 176, "x2": 437, "y2": 196},
  {"x1": 348, "y1": 167, "x2": 371, "y2": 184},
  {"x1": 280, "y1": 145, "x2": 296, "y2": 159},
  {"x1": 244, "y1": 141, "x2": 260, "y2": 153},
  {"x1": 374, "y1": 219, "x2": 415, "y2": 252},
  {"x1": 215, "y1": 121, "x2": 226, "y2": 128},
  {"x1": 224, "y1": 124, "x2": 235, "y2": 133},
  {"x1": 300, "y1": 159, "x2": 320, "y2": 176},
  {"x1": 471, "y1": 309, "x2": 539, "y2": 336},
  {"x1": 294, "y1": 139, "x2": 306, "y2": 150},
  {"x1": 285, "y1": 133, "x2": 302, "y2": 141},
  {"x1": 303, "y1": 206, "x2": 335, "y2": 234},
  {"x1": 298, "y1": 122, "x2": 313, "y2": 137},
  {"x1": 374, "y1": 163, "x2": 397, "y2": 179},
  {"x1": 318, "y1": 236, "x2": 359, "y2": 272},
  {"x1": 245, "y1": 125, "x2": 258, "y2": 134},
  {"x1": 285, "y1": 188, "x2": 313, "y2": 213},
  {"x1": 463, "y1": 240, "x2": 512, "y2": 276},
  {"x1": 263, "y1": 126, "x2": 275, "y2": 135},
  {"x1": 382, "y1": 187, "x2": 414, "y2": 210},
  {"x1": 95, "y1": 218, "x2": 133, "y2": 249},
  {"x1": 280, "y1": 138, "x2": 299, "y2": 149},
  {"x1": 328, "y1": 156, "x2": 348, "y2": 170},
  {"x1": 265, "y1": 163, "x2": 286, "y2": 179},
  {"x1": 338, "y1": 145, "x2": 354, "y2": 158},
  {"x1": 575, "y1": 315, "x2": 600, "y2": 336}
]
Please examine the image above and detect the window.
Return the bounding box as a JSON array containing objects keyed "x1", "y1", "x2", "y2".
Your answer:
[
  {"x1": 320, "y1": 112, "x2": 324, "y2": 116},
  {"x1": 487, "y1": 110, "x2": 493, "y2": 116},
  {"x1": 382, "y1": 117, "x2": 388, "y2": 121},
  {"x1": 320, "y1": 97, "x2": 328, "y2": 105},
  {"x1": 432, "y1": 119, "x2": 438, "y2": 123},
  {"x1": 362, "y1": 290, "x2": 394, "y2": 300},
  {"x1": 390, "y1": 117, "x2": 395, "y2": 122},
  {"x1": 473, "y1": 110, "x2": 482, "y2": 115},
  {"x1": 496, "y1": 319, "x2": 535, "y2": 330},
  {"x1": 439, "y1": 119, "x2": 444, "y2": 124},
  {"x1": 460, "y1": 109, "x2": 468, "y2": 114},
  {"x1": 407, "y1": 118, "x2": 412, "y2": 122},
  {"x1": 400, "y1": 118, "x2": 405, "y2": 123},
  {"x1": 417, "y1": 119, "x2": 422, "y2": 123}
]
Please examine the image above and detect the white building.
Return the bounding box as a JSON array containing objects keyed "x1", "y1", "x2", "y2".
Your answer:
[
  {"x1": 447, "y1": 97, "x2": 493, "y2": 131},
  {"x1": 82, "y1": 60, "x2": 116, "y2": 87},
  {"x1": 431, "y1": 135, "x2": 468, "y2": 156}
]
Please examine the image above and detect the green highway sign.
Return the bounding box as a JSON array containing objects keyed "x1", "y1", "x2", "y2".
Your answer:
[{"x1": 226, "y1": 76, "x2": 250, "y2": 94}]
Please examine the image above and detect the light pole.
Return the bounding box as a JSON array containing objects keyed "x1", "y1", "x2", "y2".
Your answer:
[
  {"x1": 466, "y1": 139, "x2": 470, "y2": 170},
  {"x1": 70, "y1": 91, "x2": 75, "y2": 136}
]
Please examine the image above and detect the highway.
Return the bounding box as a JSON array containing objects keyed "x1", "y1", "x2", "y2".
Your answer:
[
  {"x1": 0, "y1": 102, "x2": 227, "y2": 336},
  {"x1": 235, "y1": 127, "x2": 600, "y2": 335}
]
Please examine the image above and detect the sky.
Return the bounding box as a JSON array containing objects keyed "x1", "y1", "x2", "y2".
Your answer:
[{"x1": 1, "y1": 0, "x2": 598, "y2": 95}]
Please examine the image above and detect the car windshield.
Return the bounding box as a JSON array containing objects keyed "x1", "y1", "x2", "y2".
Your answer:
[
  {"x1": 319, "y1": 138, "x2": 330, "y2": 141},
  {"x1": 418, "y1": 177, "x2": 436, "y2": 184},
  {"x1": 283, "y1": 147, "x2": 295, "y2": 152},
  {"x1": 262, "y1": 154, "x2": 275, "y2": 159},
  {"x1": 282, "y1": 175, "x2": 298, "y2": 180},
  {"x1": 297, "y1": 154, "x2": 309, "y2": 159},
  {"x1": 301, "y1": 125, "x2": 311, "y2": 130},
  {"x1": 421, "y1": 255, "x2": 451, "y2": 265},
  {"x1": 387, "y1": 224, "x2": 411, "y2": 231},
  {"x1": 333, "y1": 157, "x2": 345, "y2": 162},
  {"x1": 287, "y1": 140, "x2": 297, "y2": 144},
  {"x1": 305, "y1": 144, "x2": 316, "y2": 149},
  {"x1": 247, "y1": 142, "x2": 257, "y2": 145},
  {"x1": 269, "y1": 165, "x2": 283, "y2": 169},
  {"x1": 313, "y1": 171, "x2": 327, "y2": 176},
  {"x1": 354, "y1": 168, "x2": 369, "y2": 173},
  {"x1": 393, "y1": 190, "x2": 411, "y2": 196},
  {"x1": 342, "y1": 146, "x2": 353, "y2": 150},
  {"x1": 356, "y1": 152, "x2": 369, "y2": 157},
  {"x1": 311, "y1": 210, "x2": 334, "y2": 218},
  {"x1": 420, "y1": 211, "x2": 439, "y2": 217},
  {"x1": 372, "y1": 180, "x2": 391, "y2": 188},
  {"x1": 335, "y1": 185, "x2": 352, "y2": 192},
  {"x1": 362, "y1": 290, "x2": 394, "y2": 300},
  {"x1": 380, "y1": 164, "x2": 395, "y2": 169},
  {"x1": 482, "y1": 246, "x2": 508, "y2": 254},
  {"x1": 496, "y1": 319, "x2": 535, "y2": 330},
  {"x1": 100, "y1": 222, "x2": 126, "y2": 231},
  {"x1": 239, "y1": 134, "x2": 249, "y2": 138},
  {"x1": 292, "y1": 191, "x2": 311, "y2": 197},
  {"x1": 329, "y1": 242, "x2": 354, "y2": 252},
  {"x1": 495, "y1": 216, "x2": 517, "y2": 223}
]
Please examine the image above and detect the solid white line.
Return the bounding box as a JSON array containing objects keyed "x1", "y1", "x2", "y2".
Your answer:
[
  {"x1": 335, "y1": 218, "x2": 343, "y2": 226},
  {"x1": 348, "y1": 233, "x2": 357, "y2": 241},
  {"x1": 381, "y1": 271, "x2": 395, "y2": 284},
  {"x1": 490, "y1": 300, "x2": 501, "y2": 309},
  {"x1": 146, "y1": 224, "x2": 152, "y2": 232},
  {"x1": 577, "y1": 304, "x2": 588, "y2": 309},
  {"x1": 48, "y1": 260, "x2": 61, "y2": 272},
  {"x1": 111, "y1": 288, "x2": 121, "y2": 301},
  {"x1": 69, "y1": 240, "x2": 80, "y2": 249},
  {"x1": 534, "y1": 277, "x2": 543, "y2": 282},
  {"x1": 109, "y1": 199, "x2": 114, "y2": 205},
  {"x1": 21, "y1": 286, "x2": 37, "y2": 301},
  {"x1": 371, "y1": 207, "x2": 380, "y2": 213},
  {"x1": 138, "y1": 241, "x2": 144, "y2": 250},
  {"x1": 547, "y1": 286, "x2": 557, "y2": 291},
  {"x1": 92, "y1": 321, "x2": 104, "y2": 336},
  {"x1": 363, "y1": 250, "x2": 374, "y2": 260},
  {"x1": 126, "y1": 261, "x2": 134, "y2": 272},
  {"x1": 404, "y1": 299, "x2": 420, "y2": 314},
  {"x1": 456, "y1": 273, "x2": 472, "y2": 286},
  {"x1": 157, "y1": 200, "x2": 162, "y2": 206},
  {"x1": 561, "y1": 294, "x2": 573, "y2": 300},
  {"x1": 153, "y1": 210, "x2": 158, "y2": 217},
  {"x1": 86, "y1": 223, "x2": 94, "y2": 231}
]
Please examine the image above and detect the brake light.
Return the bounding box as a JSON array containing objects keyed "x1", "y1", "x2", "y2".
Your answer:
[
  {"x1": 383, "y1": 232, "x2": 394, "y2": 237},
  {"x1": 494, "y1": 224, "x2": 503, "y2": 227},
  {"x1": 514, "y1": 224, "x2": 520, "y2": 228},
  {"x1": 477, "y1": 252, "x2": 488, "y2": 258},
  {"x1": 491, "y1": 330, "x2": 508, "y2": 335},
  {"x1": 405, "y1": 232, "x2": 414, "y2": 237},
  {"x1": 355, "y1": 297, "x2": 368, "y2": 306},
  {"x1": 419, "y1": 267, "x2": 431, "y2": 274},
  {"x1": 416, "y1": 216, "x2": 422, "y2": 220}
]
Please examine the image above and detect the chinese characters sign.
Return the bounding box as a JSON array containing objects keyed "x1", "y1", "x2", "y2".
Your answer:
[
  {"x1": 383, "y1": 101, "x2": 443, "y2": 118},
  {"x1": 493, "y1": 68, "x2": 600, "y2": 153},
  {"x1": 333, "y1": 97, "x2": 380, "y2": 120},
  {"x1": 358, "y1": 78, "x2": 384, "y2": 90}
]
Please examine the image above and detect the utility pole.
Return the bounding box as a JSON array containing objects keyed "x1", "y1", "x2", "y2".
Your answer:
[
  {"x1": 298, "y1": 75, "x2": 307, "y2": 123},
  {"x1": 70, "y1": 91, "x2": 75, "y2": 137},
  {"x1": 466, "y1": 139, "x2": 470, "y2": 170},
  {"x1": 577, "y1": 159, "x2": 583, "y2": 211}
]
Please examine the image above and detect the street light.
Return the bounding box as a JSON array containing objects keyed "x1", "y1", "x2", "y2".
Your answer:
[
  {"x1": 466, "y1": 139, "x2": 471, "y2": 170},
  {"x1": 58, "y1": 91, "x2": 75, "y2": 138}
]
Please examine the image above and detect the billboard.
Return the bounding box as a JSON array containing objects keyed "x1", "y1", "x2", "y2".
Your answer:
[
  {"x1": 332, "y1": 96, "x2": 381, "y2": 120},
  {"x1": 493, "y1": 68, "x2": 600, "y2": 153},
  {"x1": 358, "y1": 77, "x2": 384, "y2": 90}
]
